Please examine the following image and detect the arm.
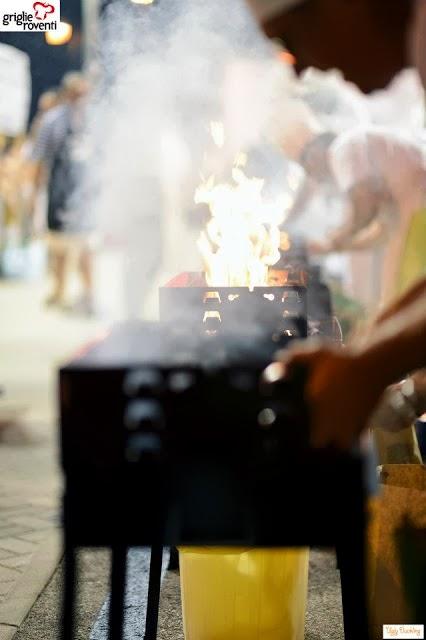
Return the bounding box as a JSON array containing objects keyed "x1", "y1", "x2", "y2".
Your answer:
[
  {"x1": 312, "y1": 217, "x2": 386, "y2": 254},
  {"x1": 357, "y1": 293, "x2": 426, "y2": 386},
  {"x1": 309, "y1": 178, "x2": 395, "y2": 255},
  {"x1": 268, "y1": 288, "x2": 426, "y2": 448},
  {"x1": 343, "y1": 218, "x2": 386, "y2": 251},
  {"x1": 285, "y1": 177, "x2": 316, "y2": 224},
  {"x1": 373, "y1": 276, "x2": 426, "y2": 326}
]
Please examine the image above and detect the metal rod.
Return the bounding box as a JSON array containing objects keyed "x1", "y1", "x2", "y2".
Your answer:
[
  {"x1": 337, "y1": 507, "x2": 370, "y2": 640},
  {"x1": 109, "y1": 544, "x2": 128, "y2": 640},
  {"x1": 62, "y1": 532, "x2": 76, "y2": 640},
  {"x1": 144, "y1": 545, "x2": 163, "y2": 640},
  {"x1": 167, "y1": 546, "x2": 179, "y2": 571}
]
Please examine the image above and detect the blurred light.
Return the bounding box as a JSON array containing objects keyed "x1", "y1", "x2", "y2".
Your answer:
[
  {"x1": 130, "y1": 0, "x2": 155, "y2": 4},
  {"x1": 279, "y1": 50, "x2": 296, "y2": 66},
  {"x1": 45, "y1": 21, "x2": 73, "y2": 45},
  {"x1": 258, "y1": 408, "x2": 277, "y2": 428}
]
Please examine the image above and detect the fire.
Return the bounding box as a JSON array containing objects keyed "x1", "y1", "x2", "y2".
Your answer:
[
  {"x1": 209, "y1": 121, "x2": 225, "y2": 149},
  {"x1": 196, "y1": 126, "x2": 291, "y2": 290}
]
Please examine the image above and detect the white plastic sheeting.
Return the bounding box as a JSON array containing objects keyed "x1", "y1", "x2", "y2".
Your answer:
[{"x1": 0, "y1": 44, "x2": 31, "y2": 137}]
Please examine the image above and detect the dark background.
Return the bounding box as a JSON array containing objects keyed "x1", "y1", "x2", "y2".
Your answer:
[{"x1": 0, "y1": 0, "x2": 83, "y2": 122}]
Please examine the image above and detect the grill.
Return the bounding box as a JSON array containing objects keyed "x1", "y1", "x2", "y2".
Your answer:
[
  {"x1": 60, "y1": 275, "x2": 369, "y2": 640},
  {"x1": 159, "y1": 284, "x2": 307, "y2": 341}
]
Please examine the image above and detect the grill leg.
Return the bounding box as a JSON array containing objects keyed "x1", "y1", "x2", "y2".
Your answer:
[
  {"x1": 62, "y1": 538, "x2": 76, "y2": 640},
  {"x1": 168, "y1": 546, "x2": 179, "y2": 571},
  {"x1": 337, "y1": 517, "x2": 370, "y2": 639},
  {"x1": 109, "y1": 544, "x2": 127, "y2": 640},
  {"x1": 144, "y1": 545, "x2": 163, "y2": 640}
]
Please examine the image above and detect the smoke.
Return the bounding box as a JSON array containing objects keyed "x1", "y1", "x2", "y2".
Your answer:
[{"x1": 84, "y1": 0, "x2": 298, "y2": 320}]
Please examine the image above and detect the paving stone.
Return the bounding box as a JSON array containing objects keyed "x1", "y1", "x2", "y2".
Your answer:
[
  {"x1": 17, "y1": 531, "x2": 53, "y2": 544},
  {"x1": 6, "y1": 516, "x2": 53, "y2": 532},
  {"x1": 0, "y1": 526, "x2": 32, "y2": 540},
  {"x1": 0, "y1": 498, "x2": 27, "y2": 509},
  {"x1": 0, "y1": 566, "x2": 21, "y2": 582},
  {"x1": 0, "y1": 552, "x2": 13, "y2": 562},
  {"x1": 0, "y1": 582, "x2": 14, "y2": 597},
  {"x1": 0, "y1": 623, "x2": 18, "y2": 640},
  {"x1": 0, "y1": 539, "x2": 36, "y2": 555},
  {"x1": 0, "y1": 505, "x2": 32, "y2": 516},
  {"x1": 0, "y1": 554, "x2": 33, "y2": 571},
  {"x1": 0, "y1": 278, "x2": 103, "y2": 632}
]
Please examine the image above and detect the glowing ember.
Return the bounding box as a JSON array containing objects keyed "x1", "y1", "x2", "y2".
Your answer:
[
  {"x1": 195, "y1": 132, "x2": 291, "y2": 290},
  {"x1": 203, "y1": 310, "x2": 222, "y2": 323}
]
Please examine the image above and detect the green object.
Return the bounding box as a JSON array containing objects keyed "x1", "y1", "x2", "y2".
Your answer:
[
  {"x1": 396, "y1": 208, "x2": 426, "y2": 296},
  {"x1": 329, "y1": 281, "x2": 365, "y2": 338}
]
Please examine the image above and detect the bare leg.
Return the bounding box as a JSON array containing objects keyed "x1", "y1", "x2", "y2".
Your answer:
[
  {"x1": 46, "y1": 241, "x2": 68, "y2": 305},
  {"x1": 79, "y1": 247, "x2": 93, "y2": 298},
  {"x1": 54, "y1": 248, "x2": 68, "y2": 303}
]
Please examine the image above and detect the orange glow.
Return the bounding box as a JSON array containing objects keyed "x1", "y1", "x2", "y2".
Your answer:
[
  {"x1": 45, "y1": 21, "x2": 73, "y2": 45},
  {"x1": 280, "y1": 232, "x2": 291, "y2": 251},
  {"x1": 279, "y1": 51, "x2": 296, "y2": 66}
]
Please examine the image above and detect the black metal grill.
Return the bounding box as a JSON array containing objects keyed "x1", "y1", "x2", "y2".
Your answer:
[{"x1": 60, "y1": 279, "x2": 369, "y2": 640}]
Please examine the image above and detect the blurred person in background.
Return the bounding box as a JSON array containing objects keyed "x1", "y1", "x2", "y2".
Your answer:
[
  {"x1": 30, "y1": 72, "x2": 94, "y2": 312},
  {"x1": 312, "y1": 128, "x2": 426, "y2": 307},
  {"x1": 279, "y1": 99, "x2": 426, "y2": 311},
  {"x1": 0, "y1": 137, "x2": 30, "y2": 262},
  {"x1": 28, "y1": 89, "x2": 59, "y2": 142},
  {"x1": 24, "y1": 89, "x2": 59, "y2": 237}
]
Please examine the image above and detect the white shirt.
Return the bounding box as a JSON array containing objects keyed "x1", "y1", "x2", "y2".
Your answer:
[{"x1": 329, "y1": 127, "x2": 426, "y2": 304}]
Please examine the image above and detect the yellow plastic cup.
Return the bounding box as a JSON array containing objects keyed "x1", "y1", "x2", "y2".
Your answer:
[{"x1": 179, "y1": 547, "x2": 309, "y2": 640}]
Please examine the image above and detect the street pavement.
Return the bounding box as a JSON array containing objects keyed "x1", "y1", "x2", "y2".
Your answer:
[
  {"x1": 0, "y1": 276, "x2": 104, "y2": 639},
  {"x1": 88, "y1": 549, "x2": 344, "y2": 640},
  {"x1": 12, "y1": 548, "x2": 344, "y2": 640}
]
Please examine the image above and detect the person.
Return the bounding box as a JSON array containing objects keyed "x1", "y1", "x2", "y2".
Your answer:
[
  {"x1": 278, "y1": 98, "x2": 426, "y2": 310},
  {"x1": 30, "y1": 72, "x2": 93, "y2": 311},
  {"x1": 264, "y1": 276, "x2": 426, "y2": 448},
  {"x1": 247, "y1": 0, "x2": 416, "y2": 93},
  {"x1": 309, "y1": 127, "x2": 426, "y2": 308},
  {"x1": 28, "y1": 89, "x2": 59, "y2": 141}
]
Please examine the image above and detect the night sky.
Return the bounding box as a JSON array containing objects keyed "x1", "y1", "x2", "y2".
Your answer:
[{"x1": 0, "y1": 0, "x2": 83, "y2": 122}]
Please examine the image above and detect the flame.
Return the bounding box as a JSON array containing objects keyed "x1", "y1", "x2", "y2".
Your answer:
[
  {"x1": 234, "y1": 151, "x2": 248, "y2": 168},
  {"x1": 203, "y1": 310, "x2": 222, "y2": 323},
  {"x1": 195, "y1": 161, "x2": 289, "y2": 289},
  {"x1": 210, "y1": 121, "x2": 225, "y2": 148}
]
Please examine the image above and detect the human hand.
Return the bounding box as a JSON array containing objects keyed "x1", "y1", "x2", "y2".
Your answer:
[
  {"x1": 369, "y1": 381, "x2": 417, "y2": 432},
  {"x1": 264, "y1": 342, "x2": 385, "y2": 449}
]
